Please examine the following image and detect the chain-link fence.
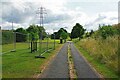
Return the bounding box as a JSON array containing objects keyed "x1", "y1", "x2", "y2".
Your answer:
[
  {"x1": 2, "y1": 30, "x2": 30, "y2": 54},
  {"x1": 35, "y1": 32, "x2": 55, "y2": 55},
  {"x1": 15, "y1": 32, "x2": 30, "y2": 50},
  {"x1": 2, "y1": 30, "x2": 14, "y2": 53},
  {"x1": 2, "y1": 30, "x2": 56, "y2": 55}
]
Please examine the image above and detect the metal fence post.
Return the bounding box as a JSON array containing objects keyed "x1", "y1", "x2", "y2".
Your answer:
[
  {"x1": 13, "y1": 32, "x2": 16, "y2": 51},
  {"x1": 40, "y1": 31, "x2": 43, "y2": 55},
  {"x1": 47, "y1": 33, "x2": 49, "y2": 51},
  {"x1": 54, "y1": 34, "x2": 55, "y2": 50},
  {"x1": 28, "y1": 33, "x2": 30, "y2": 49}
]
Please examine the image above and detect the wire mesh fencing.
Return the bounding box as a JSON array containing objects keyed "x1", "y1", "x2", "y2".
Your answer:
[
  {"x1": 2, "y1": 31, "x2": 30, "y2": 54},
  {"x1": 2, "y1": 30, "x2": 14, "y2": 53},
  {"x1": 35, "y1": 33, "x2": 55, "y2": 55},
  {"x1": 15, "y1": 32, "x2": 30, "y2": 51},
  {"x1": 2, "y1": 30, "x2": 56, "y2": 55}
]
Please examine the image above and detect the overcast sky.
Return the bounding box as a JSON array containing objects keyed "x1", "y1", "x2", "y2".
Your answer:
[{"x1": 0, "y1": 0, "x2": 119, "y2": 33}]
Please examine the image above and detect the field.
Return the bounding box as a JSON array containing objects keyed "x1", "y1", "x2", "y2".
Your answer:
[
  {"x1": 73, "y1": 35, "x2": 118, "y2": 78},
  {"x1": 2, "y1": 39, "x2": 63, "y2": 78},
  {"x1": 2, "y1": 39, "x2": 59, "y2": 53}
]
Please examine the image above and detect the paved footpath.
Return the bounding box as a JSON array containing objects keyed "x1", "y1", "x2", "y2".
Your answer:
[
  {"x1": 39, "y1": 43, "x2": 69, "y2": 78},
  {"x1": 70, "y1": 42, "x2": 100, "y2": 78},
  {"x1": 39, "y1": 42, "x2": 100, "y2": 79}
]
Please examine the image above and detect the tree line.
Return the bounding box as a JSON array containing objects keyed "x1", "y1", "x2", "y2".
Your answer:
[
  {"x1": 2, "y1": 24, "x2": 46, "y2": 44},
  {"x1": 15, "y1": 24, "x2": 46, "y2": 42},
  {"x1": 2, "y1": 23, "x2": 119, "y2": 44},
  {"x1": 70, "y1": 23, "x2": 119, "y2": 40}
]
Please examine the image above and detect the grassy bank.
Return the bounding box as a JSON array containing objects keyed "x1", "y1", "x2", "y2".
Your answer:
[
  {"x1": 73, "y1": 35, "x2": 118, "y2": 78},
  {"x1": 2, "y1": 40, "x2": 63, "y2": 78}
]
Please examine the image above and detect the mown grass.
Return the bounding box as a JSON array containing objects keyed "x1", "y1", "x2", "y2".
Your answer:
[
  {"x1": 73, "y1": 35, "x2": 118, "y2": 78},
  {"x1": 2, "y1": 39, "x2": 63, "y2": 78},
  {"x1": 2, "y1": 39, "x2": 60, "y2": 53}
]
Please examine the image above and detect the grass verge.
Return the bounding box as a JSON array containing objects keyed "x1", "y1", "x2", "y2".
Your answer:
[{"x1": 74, "y1": 43, "x2": 118, "y2": 79}]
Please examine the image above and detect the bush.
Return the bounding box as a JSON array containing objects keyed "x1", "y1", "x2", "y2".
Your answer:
[{"x1": 98, "y1": 25, "x2": 118, "y2": 39}]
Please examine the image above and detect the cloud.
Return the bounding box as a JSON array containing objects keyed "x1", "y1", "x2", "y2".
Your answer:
[
  {"x1": 1, "y1": 0, "x2": 118, "y2": 33},
  {"x1": 1, "y1": 21, "x2": 24, "y2": 30},
  {"x1": 2, "y1": 2, "x2": 37, "y2": 23},
  {"x1": 1, "y1": 1, "x2": 69, "y2": 23},
  {"x1": 84, "y1": 12, "x2": 118, "y2": 31},
  {"x1": 1, "y1": 1, "x2": 73, "y2": 33}
]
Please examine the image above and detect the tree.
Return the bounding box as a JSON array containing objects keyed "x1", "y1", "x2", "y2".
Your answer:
[
  {"x1": 90, "y1": 30, "x2": 94, "y2": 36},
  {"x1": 71, "y1": 23, "x2": 85, "y2": 40},
  {"x1": 85, "y1": 32, "x2": 90, "y2": 38},
  {"x1": 98, "y1": 25, "x2": 115, "y2": 39},
  {"x1": 60, "y1": 30, "x2": 68, "y2": 43},
  {"x1": 26, "y1": 24, "x2": 46, "y2": 41},
  {"x1": 26, "y1": 24, "x2": 39, "y2": 41},
  {"x1": 51, "y1": 28, "x2": 67, "y2": 39},
  {"x1": 36, "y1": 25, "x2": 47, "y2": 39},
  {"x1": 15, "y1": 28, "x2": 27, "y2": 34},
  {"x1": 26, "y1": 24, "x2": 39, "y2": 34},
  {"x1": 51, "y1": 32, "x2": 57, "y2": 39}
]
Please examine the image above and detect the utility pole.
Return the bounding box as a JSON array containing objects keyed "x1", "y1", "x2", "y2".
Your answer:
[{"x1": 35, "y1": 6, "x2": 46, "y2": 58}]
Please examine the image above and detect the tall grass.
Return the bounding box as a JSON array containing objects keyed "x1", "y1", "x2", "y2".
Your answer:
[{"x1": 75, "y1": 35, "x2": 118, "y2": 73}]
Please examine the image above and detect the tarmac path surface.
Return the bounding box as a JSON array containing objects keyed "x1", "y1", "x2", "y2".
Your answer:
[
  {"x1": 39, "y1": 42, "x2": 100, "y2": 79},
  {"x1": 39, "y1": 42, "x2": 69, "y2": 78},
  {"x1": 70, "y1": 42, "x2": 100, "y2": 78}
]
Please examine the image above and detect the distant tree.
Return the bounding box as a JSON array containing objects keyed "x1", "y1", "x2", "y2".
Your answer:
[
  {"x1": 26, "y1": 24, "x2": 47, "y2": 41},
  {"x1": 51, "y1": 28, "x2": 67, "y2": 39},
  {"x1": 98, "y1": 25, "x2": 115, "y2": 39},
  {"x1": 15, "y1": 28, "x2": 27, "y2": 34},
  {"x1": 26, "y1": 24, "x2": 39, "y2": 34},
  {"x1": 36, "y1": 25, "x2": 47, "y2": 39},
  {"x1": 89, "y1": 30, "x2": 94, "y2": 36},
  {"x1": 60, "y1": 30, "x2": 68, "y2": 43},
  {"x1": 71, "y1": 23, "x2": 85, "y2": 40},
  {"x1": 85, "y1": 32, "x2": 90, "y2": 38},
  {"x1": 26, "y1": 24, "x2": 38, "y2": 41},
  {"x1": 51, "y1": 32, "x2": 57, "y2": 39},
  {"x1": 29, "y1": 32, "x2": 39, "y2": 41}
]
